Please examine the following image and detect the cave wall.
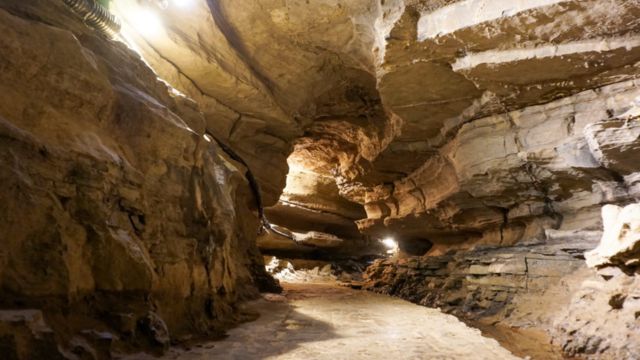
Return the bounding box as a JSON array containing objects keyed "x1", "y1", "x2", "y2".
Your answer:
[
  {"x1": 1, "y1": 0, "x2": 640, "y2": 358},
  {"x1": 0, "y1": 2, "x2": 275, "y2": 357},
  {"x1": 109, "y1": 0, "x2": 640, "y2": 258},
  {"x1": 363, "y1": 209, "x2": 640, "y2": 359},
  {"x1": 361, "y1": 79, "x2": 640, "y2": 250}
]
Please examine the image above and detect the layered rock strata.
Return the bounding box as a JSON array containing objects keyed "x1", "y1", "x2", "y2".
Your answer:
[
  {"x1": 3, "y1": 0, "x2": 640, "y2": 358},
  {"x1": 362, "y1": 79, "x2": 640, "y2": 250},
  {"x1": 108, "y1": 0, "x2": 640, "y2": 257},
  {"x1": 363, "y1": 242, "x2": 593, "y2": 320}
]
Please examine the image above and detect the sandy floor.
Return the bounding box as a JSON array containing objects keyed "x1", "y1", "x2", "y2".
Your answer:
[{"x1": 134, "y1": 283, "x2": 521, "y2": 360}]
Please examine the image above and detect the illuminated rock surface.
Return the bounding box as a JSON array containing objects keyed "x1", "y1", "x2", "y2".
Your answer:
[
  {"x1": 126, "y1": 284, "x2": 521, "y2": 360},
  {"x1": 586, "y1": 204, "x2": 640, "y2": 270},
  {"x1": 2, "y1": 0, "x2": 640, "y2": 358},
  {"x1": 0, "y1": 2, "x2": 277, "y2": 358},
  {"x1": 107, "y1": 0, "x2": 640, "y2": 255}
]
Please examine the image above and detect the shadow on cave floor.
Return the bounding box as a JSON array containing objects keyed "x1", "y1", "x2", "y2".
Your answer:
[{"x1": 127, "y1": 283, "x2": 521, "y2": 360}]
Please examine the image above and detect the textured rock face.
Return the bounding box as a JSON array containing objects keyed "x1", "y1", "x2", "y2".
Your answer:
[
  {"x1": 108, "y1": 0, "x2": 406, "y2": 256},
  {"x1": 0, "y1": 1, "x2": 275, "y2": 357},
  {"x1": 363, "y1": 241, "x2": 593, "y2": 319},
  {"x1": 0, "y1": 311, "x2": 63, "y2": 360},
  {"x1": 552, "y1": 267, "x2": 640, "y2": 359},
  {"x1": 102, "y1": 0, "x2": 640, "y2": 258},
  {"x1": 362, "y1": 0, "x2": 640, "y2": 250},
  {"x1": 4, "y1": 0, "x2": 640, "y2": 358},
  {"x1": 363, "y1": 241, "x2": 640, "y2": 359},
  {"x1": 362, "y1": 81, "x2": 640, "y2": 250},
  {"x1": 586, "y1": 204, "x2": 640, "y2": 270}
]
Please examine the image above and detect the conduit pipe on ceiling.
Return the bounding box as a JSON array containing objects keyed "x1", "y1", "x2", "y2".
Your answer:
[{"x1": 62, "y1": 0, "x2": 121, "y2": 38}]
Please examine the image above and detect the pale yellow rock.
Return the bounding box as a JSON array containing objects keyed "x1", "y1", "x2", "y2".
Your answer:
[{"x1": 585, "y1": 204, "x2": 640, "y2": 269}]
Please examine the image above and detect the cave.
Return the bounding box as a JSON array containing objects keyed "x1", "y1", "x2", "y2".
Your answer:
[{"x1": 1, "y1": 0, "x2": 639, "y2": 359}]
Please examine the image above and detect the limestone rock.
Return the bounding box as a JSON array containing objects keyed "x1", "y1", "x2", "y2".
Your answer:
[
  {"x1": 4, "y1": 0, "x2": 640, "y2": 358},
  {"x1": 293, "y1": 231, "x2": 345, "y2": 248},
  {"x1": 363, "y1": 242, "x2": 590, "y2": 318},
  {"x1": 0, "y1": 1, "x2": 275, "y2": 354},
  {"x1": 361, "y1": 81, "x2": 640, "y2": 251},
  {"x1": 552, "y1": 270, "x2": 640, "y2": 359},
  {"x1": 585, "y1": 110, "x2": 640, "y2": 176},
  {"x1": 102, "y1": 0, "x2": 640, "y2": 258},
  {"x1": 585, "y1": 204, "x2": 640, "y2": 270}
]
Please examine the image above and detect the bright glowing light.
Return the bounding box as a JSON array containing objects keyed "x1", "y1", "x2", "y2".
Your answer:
[
  {"x1": 381, "y1": 237, "x2": 398, "y2": 254},
  {"x1": 382, "y1": 237, "x2": 396, "y2": 248},
  {"x1": 130, "y1": 8, "x2": 163, "y2": 38},
  {"x1": 203, "y1": 134, "x2": 213, "y2": 142},
  {"x1": 172, "y1": 0, "x2": 194, "y2": 8}
]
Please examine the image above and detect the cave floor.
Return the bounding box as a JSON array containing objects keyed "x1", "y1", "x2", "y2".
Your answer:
[{"x1": 140, "y1": 283, "x2": 521, "y2": 360}]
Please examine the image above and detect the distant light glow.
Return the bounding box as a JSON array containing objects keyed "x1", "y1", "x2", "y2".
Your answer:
[
  {"x1": 130, "y1": 7, "x2": 163, "y2": 37},
  {"x1": 381, "y1": 237, "x2": 398, "y2": 255},
  {"x1": 172, "y1": 0, "x2": 194, "y2": 8}
]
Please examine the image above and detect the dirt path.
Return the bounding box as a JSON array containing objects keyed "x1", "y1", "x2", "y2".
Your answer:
[{"x1": 132, "y1": 283, "x2": 521, "y2": 360}]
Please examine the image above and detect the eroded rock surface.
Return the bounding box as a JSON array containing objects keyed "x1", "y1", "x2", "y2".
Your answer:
[
  {"x1": 101, "y1": 0, "x2": 640, "y2": 260},
  {"x1": 0, "y1": 1, "x2": 276, "y2": 357},
  {"x1": 586, "y1": 204, "x2": 640, "y2": 270},
  {"x1": 4, "y1": 0, "x2": 640, "y2": 358}
]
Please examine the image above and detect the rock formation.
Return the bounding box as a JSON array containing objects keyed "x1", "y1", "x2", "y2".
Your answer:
[
  {"x1": 0, "y1": 2, "x2": 277, "y2": 357},
  {"x1": 586, "y1": 204, "x2": 640, "y2": 270},
  {"x1": 106, "y1": 0, "x2": 640, "y2": 258},
  {"x1": 2, "y1": 0, "x2": 640, "y2": 358}
]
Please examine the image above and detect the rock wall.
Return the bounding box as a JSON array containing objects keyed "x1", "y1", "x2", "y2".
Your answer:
[
  {"x1": 0, "y1": 2, "x2": 275, "y2": 357},
  {"x1": 3, "y1": 0, "x2": 640, "y2": 358},
  {"x1": 354, "y1": 3, "x2": 640, "y2": 356},
  {"x1": 363, "y1": 242, "x2": 592, "y2": 320},
  {"x1": 103, "y1": 0, "x2": 640, "y2": 258},
  {"x1": 361, "y1": 79, "x2": 640, "y2": 250},
  {"x1": 363, "y1": 205, "x2": 640, "y2": 358}
]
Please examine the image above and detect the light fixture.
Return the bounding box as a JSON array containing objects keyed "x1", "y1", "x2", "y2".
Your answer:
[
  {"x1": 129, "y1": 6, "x2": 163, "y2": 37},
  {"x1": 171, "y1": 0, "x2": 194, "y2": 8},
  {"x1": 148, "y1": 0, "x2": 193, "y2": 9},
  {"x1": 381, "y1": 237, "x2": 398, "y2": 254}
]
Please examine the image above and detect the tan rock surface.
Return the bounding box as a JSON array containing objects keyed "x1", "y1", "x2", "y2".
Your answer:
[
  {"x1": 102, "y1": 0, "x2": 640, "y2": 256},
  {"x1": 586, "y1": 204, "x2": 640, "y2": 270},
  {"x1": 0, "y1": 1, "x2": 277, "y2": 356},
  {"x1": 4, "y1": 0, "x2": 640, "y2": 358}
]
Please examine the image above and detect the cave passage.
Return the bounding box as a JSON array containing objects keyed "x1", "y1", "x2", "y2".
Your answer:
[{"x1": 1, "y1": 1, "x2": 639, "y2": 360}]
